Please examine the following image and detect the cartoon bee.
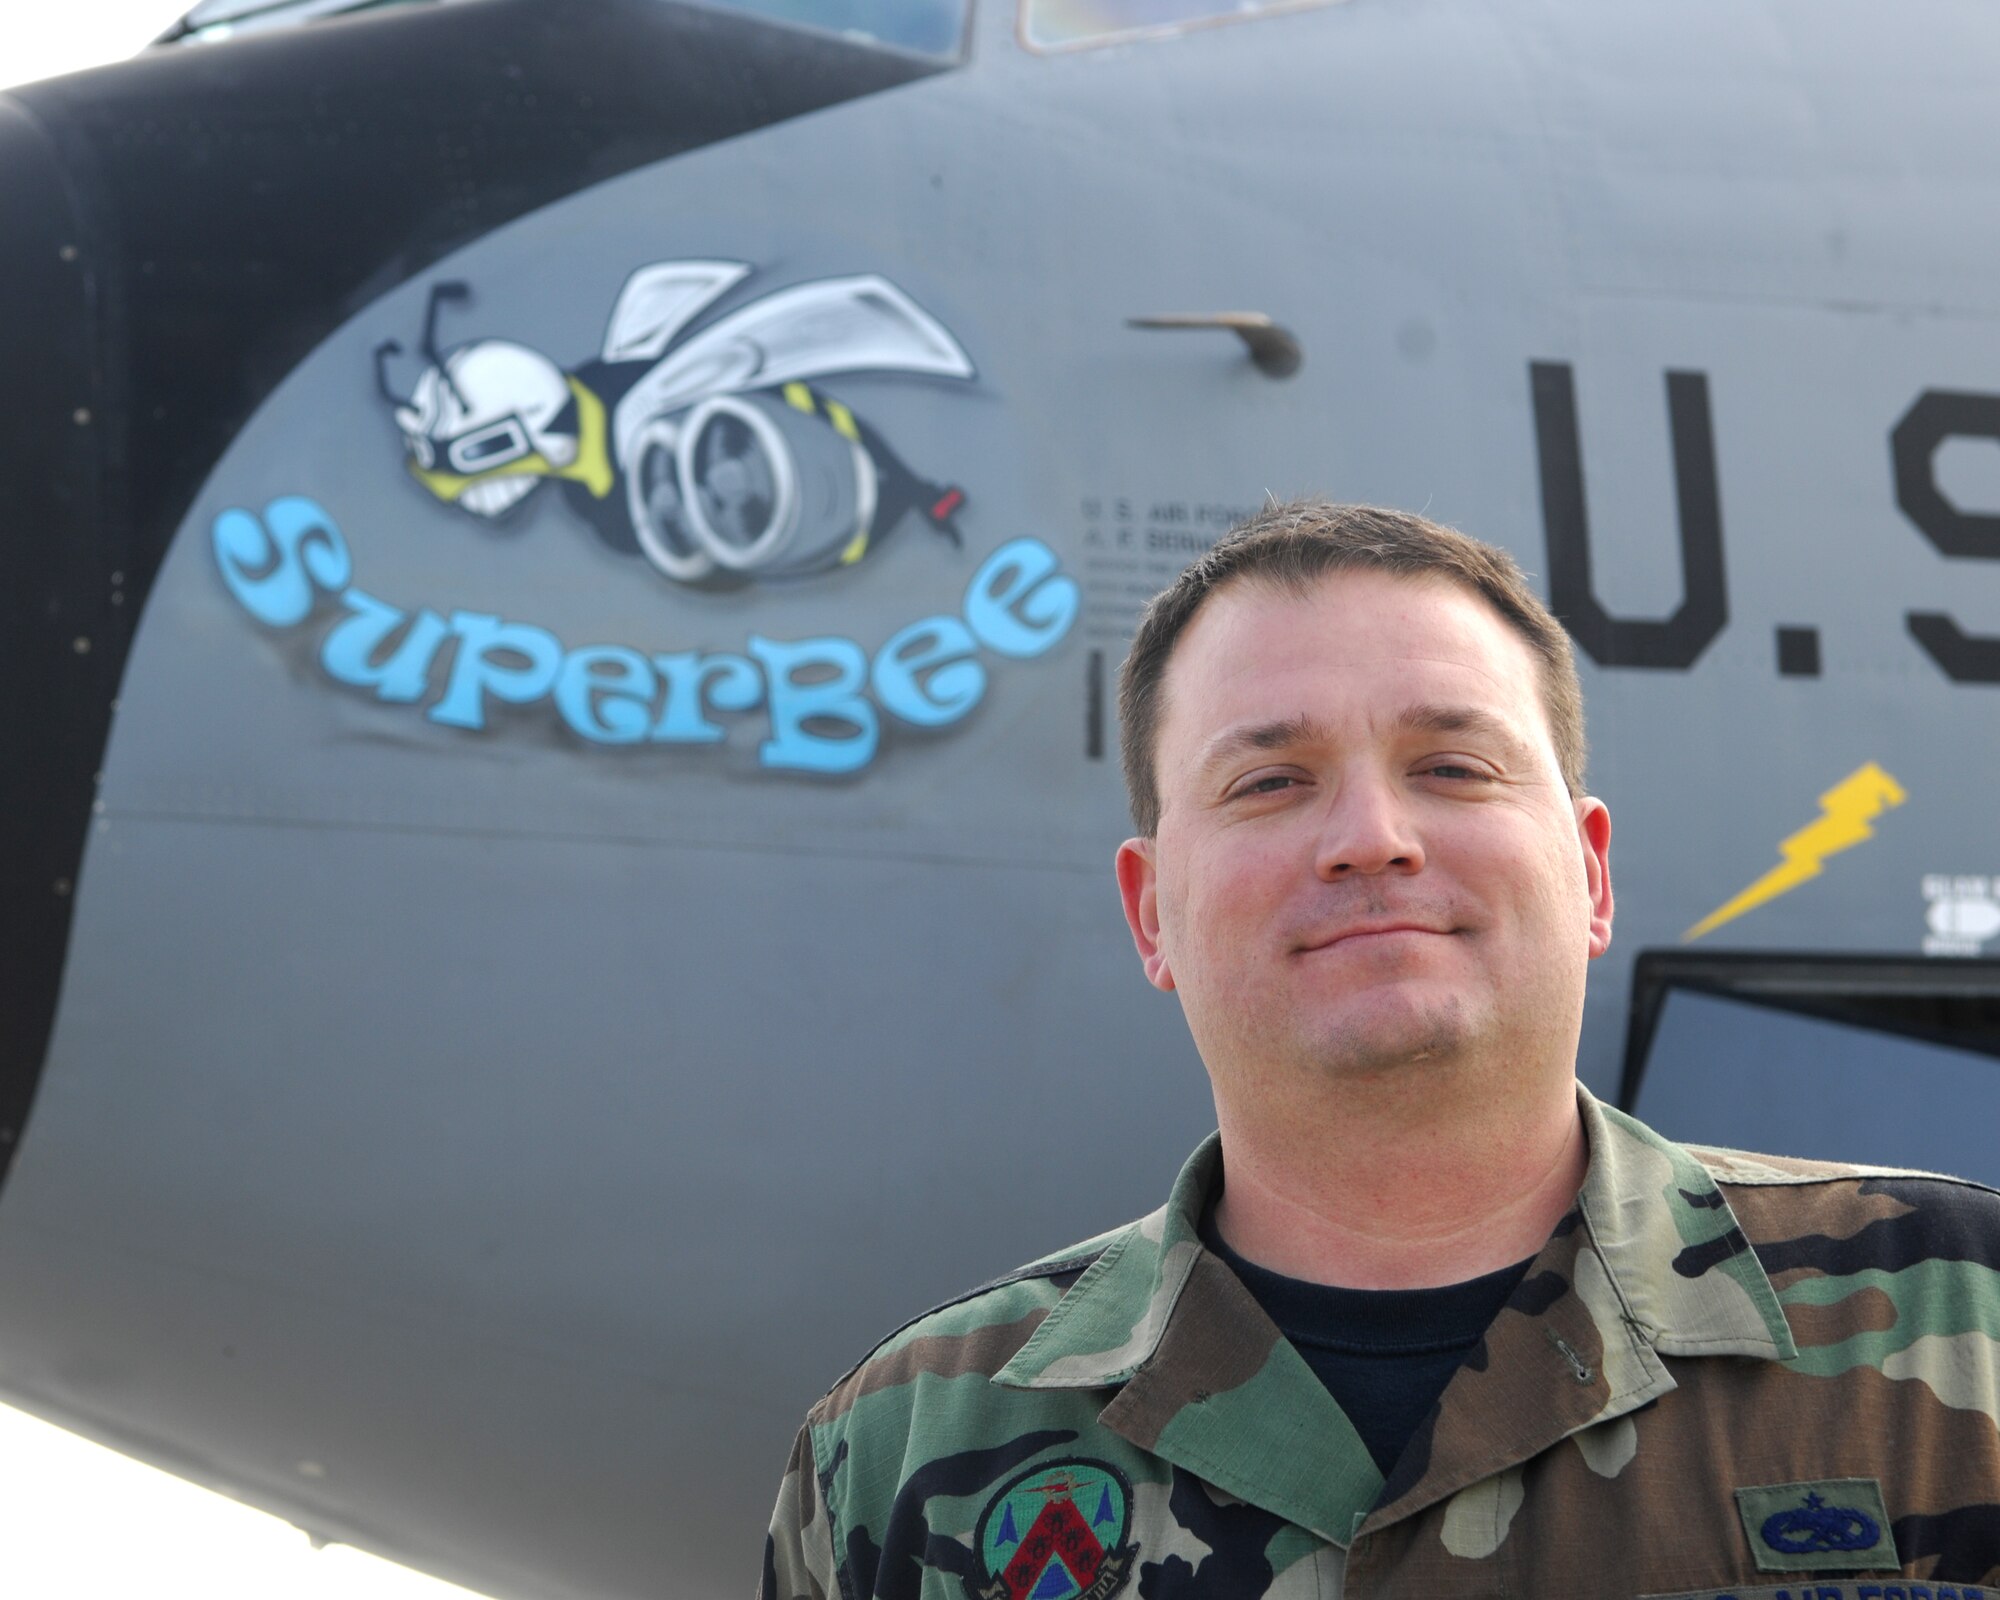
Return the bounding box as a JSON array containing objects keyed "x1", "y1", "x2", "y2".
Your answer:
[{"x1": 374, "y1": 261, "x2": 975, "y2": 584}]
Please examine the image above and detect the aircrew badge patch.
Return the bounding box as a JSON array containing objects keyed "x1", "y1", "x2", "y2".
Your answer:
[
  {"x1": 967, "y1": 1458, "x2": 1138, "y2": 1600},
  {"x1": 1735, "y1": 1479, "x2": 1900, "y2": 1574}
]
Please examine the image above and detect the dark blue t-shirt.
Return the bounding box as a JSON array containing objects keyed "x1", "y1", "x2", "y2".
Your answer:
[{"x1": 1198, "y1": 1206, "x2": 1532, "y2": 1477}]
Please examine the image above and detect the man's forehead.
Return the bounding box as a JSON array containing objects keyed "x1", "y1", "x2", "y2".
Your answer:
[
  {"x1": 1161, "y1": 568, "x2": 1540, "y2": 715},
  {"x1": 1142, "y1": 569, "x2": 1566, "y2": 808}
]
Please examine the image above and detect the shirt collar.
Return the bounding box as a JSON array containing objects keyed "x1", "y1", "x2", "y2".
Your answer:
[
  {"x1": 1574, "y1": 1083, "x2": 1796, "y2": 1362},
  {"x1": 994, "y1": 1130, "x2": 1216, "y2": 1392},
  {"x1": 996, "y1": 1131, "x2": 1383, "y2": 1543},
  {"x1": 992, "y1": 1084, "x2": 1794, "y2": 1543},
  {"x1": 997, "y1": 1087, "x2": 1792, "y2": 1388}
]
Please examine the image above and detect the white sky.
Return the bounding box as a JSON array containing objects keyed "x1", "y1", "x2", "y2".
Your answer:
[
  {"x1": 2, "y1": 0, "x2": 186, "y2": 90},
  {"x1": 1, "y1": 7, "x2": 495, "y2": 1598},
  {"x1": 0, "y1": 1400, "x2": 492, "y2": 1597}
]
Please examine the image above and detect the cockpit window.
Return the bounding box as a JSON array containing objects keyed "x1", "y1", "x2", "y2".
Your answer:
[
  {"x1": 682, "y1": 0, "x2": 969, "y2": 59},
  {"x1": 1020, "y1": 0, "x2": 1338, "y2": 53},
  {"x1": 165, "y1": 0, "x2": 429, "y2": 45},
  {"x1": 1621, "y1": 950, "x2": 2000, "y2": 1187}
]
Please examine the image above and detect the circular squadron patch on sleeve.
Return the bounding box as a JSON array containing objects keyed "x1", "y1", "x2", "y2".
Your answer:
[{"x1": 967, "y1": 1458, "x2": 1138, "y2": 1600}]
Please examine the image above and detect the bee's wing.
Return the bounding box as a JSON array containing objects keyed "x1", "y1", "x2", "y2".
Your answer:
[
  {"x1": 599, "y1": 261, "x2": 752, "y2": 364},
  {"x1": 649, "y1": 273, "x2": 971, "y2": 399},
  {"x1": 609, "y1": 275, "x2": 973, "y2": 473}
]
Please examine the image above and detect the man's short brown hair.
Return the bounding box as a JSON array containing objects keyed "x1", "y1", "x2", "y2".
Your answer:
[{"x1": 1117, "y1": 500, "x2": 1587, "y2": 835}]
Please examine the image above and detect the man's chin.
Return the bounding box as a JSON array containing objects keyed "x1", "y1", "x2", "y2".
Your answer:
[{"x1": 1301, "y1": 992, "x2": 1473, "y2": 1078}]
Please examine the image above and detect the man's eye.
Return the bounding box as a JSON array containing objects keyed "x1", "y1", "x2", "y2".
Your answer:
[
  {"x1": 1424, "y1": 763, "x2": 1485, "y2": 781},
  {"x1": 1239, "y1": 774, "x2": 1296, "y2": 796}
]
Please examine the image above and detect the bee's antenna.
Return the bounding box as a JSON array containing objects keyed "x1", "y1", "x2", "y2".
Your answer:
[
  {"x1": 373, "y1": 340, "x2": 408, "y2": 406},
  {"x1": 422, "y1": 281, "x2": 473, "y2": 411}
]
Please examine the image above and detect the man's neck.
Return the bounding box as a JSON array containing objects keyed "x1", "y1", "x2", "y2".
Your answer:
[{"x1": 1208, "y1": 1065, "x2": 1587, "y2": 1290}]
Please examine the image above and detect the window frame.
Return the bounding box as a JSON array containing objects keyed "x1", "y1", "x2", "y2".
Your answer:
[{"x1": 1618, "y1": 948, "x2": 2000, "y2": 1112}]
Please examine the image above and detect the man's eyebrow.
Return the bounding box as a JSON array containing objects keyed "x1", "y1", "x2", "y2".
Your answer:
[
  {"x1": 1194, "y1": 714, "x2": 1335, "y2": 775},
  {"x1": 1194, "y1": 704, "x2": 1531, "y2": 778},
  {"x1": 1394, "y1": 702, "x2": 1527, "y2": 749}
]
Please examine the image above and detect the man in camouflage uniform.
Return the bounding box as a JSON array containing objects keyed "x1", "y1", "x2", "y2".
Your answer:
[{"x1": 762, "y1": 503, "x2": 2000, "y2": 1600}]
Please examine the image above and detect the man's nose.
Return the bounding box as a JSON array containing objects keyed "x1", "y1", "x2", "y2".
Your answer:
[{"x1": 1313, "y1": 773, "x2": 1425, "y2": 880}]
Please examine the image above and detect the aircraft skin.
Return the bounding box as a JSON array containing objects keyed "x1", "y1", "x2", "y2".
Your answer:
[{"x1": 3, "y1": 2, "x2": 2000, "y2": 1597}]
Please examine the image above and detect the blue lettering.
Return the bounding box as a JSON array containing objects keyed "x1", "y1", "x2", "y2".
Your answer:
[
  {"x1": 1859, "y1": 1588, "x2": 1884, "y2": 1599},
  {"x1": 963, "y1": 537, "x2": 1078, "y2": 659},
  {"x1": 556, "y1": 646, "x2": 656, "y2": 745},
  {"x1": 1827, "y1": 1590, "x2": 1854, "y2": 1600},
  {"x1": 430, "y1": 612, "x2": 563, "y2": 730},
  {"x1": 1886, "y1": 1587, "x2": 1909, "y2": 1600},
  {"x1": 1910, "y1": 1585, "x2": 1936, "y2": 1600},
  {"x1": 320, "y1": 590, "x2": 450, "y2": 702},
  {"x1": 871, "y1": 615, "x2": 985, "y2": 727},
  {"x1": 750, "y1": 634, "x2": 877, "y2": 774},
  {"x1": 652, "y1": 652, "x2": 762, "y2": 744},
  {"x1": 213, "y1": 496, "x2": 352, "y2": 627},
  {"x1": 217, "y1": 502, "x2": 1084, "y2": 773}
]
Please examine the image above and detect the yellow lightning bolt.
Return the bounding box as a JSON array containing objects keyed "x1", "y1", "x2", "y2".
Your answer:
[{"x1": 1682, "y1": 761, "x2": 1908, "y2": 942}]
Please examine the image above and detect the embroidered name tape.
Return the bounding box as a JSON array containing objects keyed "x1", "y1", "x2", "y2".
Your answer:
[
  {"x1": 1642, "y1": 1586, "x2": 1987, "y2": 1600},
  {"x1": 1736, "y1": 1480, "x2": 1900, "y2": 1574}
]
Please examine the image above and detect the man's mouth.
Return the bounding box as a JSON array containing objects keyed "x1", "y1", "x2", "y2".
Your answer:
[{"x1": 1296, "y1": 922, "x2": 1452, "y2": 954}]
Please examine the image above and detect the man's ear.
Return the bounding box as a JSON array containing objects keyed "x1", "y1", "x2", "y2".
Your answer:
[
  {"x1": 1115, "y1": 837, "x2": 1176, "y2": 992},
  {"x1": 1577, "y1": 797, "x2": 1614, "y2": 959}
]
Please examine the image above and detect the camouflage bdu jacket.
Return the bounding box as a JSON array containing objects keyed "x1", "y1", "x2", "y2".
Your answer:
[{"x1": 762, "y1": 1088, "x2": 2000, "y2": 1600}]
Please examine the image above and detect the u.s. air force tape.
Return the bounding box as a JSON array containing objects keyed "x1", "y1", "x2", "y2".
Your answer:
[{"x1": 1642, "y1": 1585, "x2": 1988, "y2": 1600}]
